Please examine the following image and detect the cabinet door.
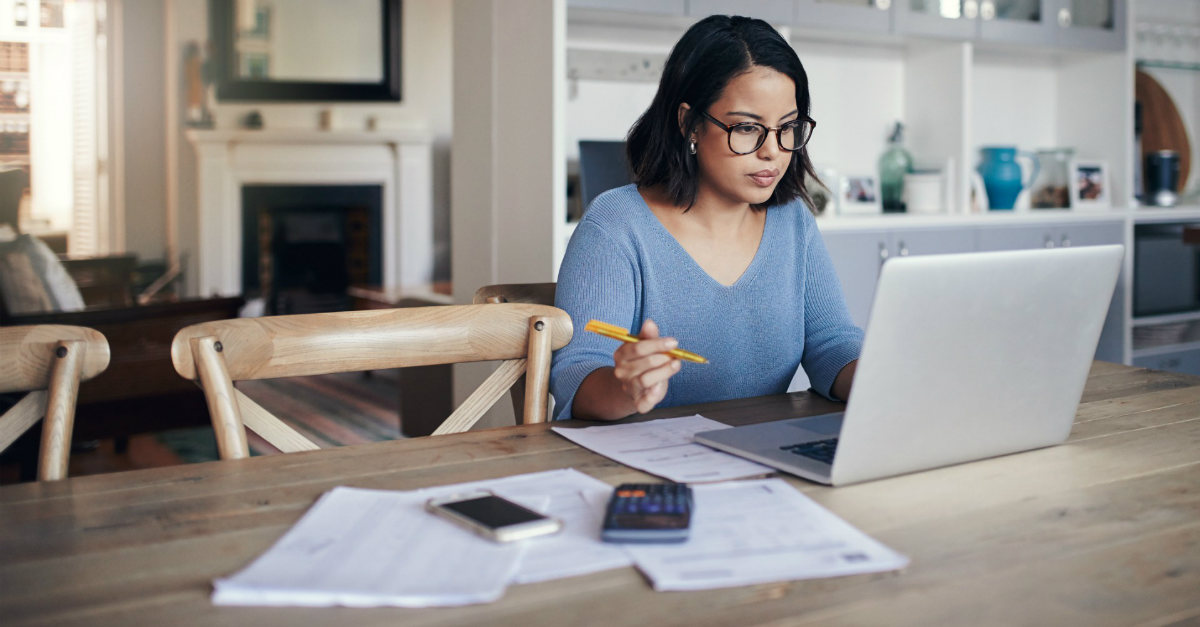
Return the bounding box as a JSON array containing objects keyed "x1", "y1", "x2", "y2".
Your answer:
[
  {"x1": 1051, "y1": 0, "x2": 1126, "y2": 51},
  {"x1": 1060, "y1": 221, "x2": 1126, "y2": 363},
  {"x1": 974, "y1": 224, "x2": 1058, "y2": 251},
  {"x1": 820, "y1": 229, "x2": 887, "y2": 329},
  {"x1": 689, "y1": 0, "x2": 795, "y2": 23},
  {"x1": 1133, "y1": 348, "x2": 1200, "y2": 377},
  {"x1": 567, "y1": 0, "x2": 686, "y2": 16},
  {"x1": 894, "y1": 0, "x2": 977, "y2": 39},
  {"x1": 796, "y1": 0, "x2": 892, "y2": 33},
  {"x1": 889, "y1": 226, "x2": 977, "y2": 259},
  {"x1": 977, "y1": 0, "x2": 1055, "y2": 46}
]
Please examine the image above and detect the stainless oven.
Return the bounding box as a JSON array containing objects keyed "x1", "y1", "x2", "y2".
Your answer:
[{"x1": 1134, "y1": 223, "x2": 1200, "y2": 317}]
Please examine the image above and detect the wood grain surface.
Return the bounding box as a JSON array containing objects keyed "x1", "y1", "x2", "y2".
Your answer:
[
  {"x1": 1, "y1": 361, "x2": 1198, "y2": 626},
  {"x1": 1137, "y1": 69, "x2": 1192, "y2": 191}
]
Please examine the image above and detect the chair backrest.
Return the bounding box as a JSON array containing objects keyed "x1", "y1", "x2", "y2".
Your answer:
[
  {"x1": 473, "y1": 283, "x2": 558, "y2": 419},
  {"x1": 473, "y1": 282, "x2": 556, "y2": 306},
  {"x1": 171, "y1": 303, "x2": 573, "y2": 460},
  {"x1": 0, "y1": 324, "x2": 110, "y2": 480}
]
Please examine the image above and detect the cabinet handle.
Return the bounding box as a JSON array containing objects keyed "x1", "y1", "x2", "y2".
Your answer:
[
  {"x1": 1044, "y1": 235, "x2": 1056, "y2": 249},
  {"x1": 897, "y1": 240, "x2": 909, "y2": 257},
  {"x1": 1060, "y1": 234, "x2": 1071, "y2": 248},
  {"x1": 879, "y1": 242, "x2": 890, "y2": 267},
  {"x1": 1058, "y1": 8, "x2": 1072, "y2": 28},
  {"x1": 964, "y1": 0, "x2": 979, "y2": 19},
  {"x1": 980, "y1": 1, "x2": 995, "y2": 20},
  {"x1": 874, "y1": 0, "x2": 891, "y2": 10}
]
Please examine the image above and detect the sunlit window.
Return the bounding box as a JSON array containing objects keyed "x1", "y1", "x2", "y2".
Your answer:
[{"x1": 5, "y1": 0, "x2": 106, "y2": 254}]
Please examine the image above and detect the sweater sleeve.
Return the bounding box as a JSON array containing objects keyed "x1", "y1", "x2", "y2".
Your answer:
[
  {"x1": 798, "y1": 210, "x2": 864, "y2": 400},
  {"x1": 550, "y1": 219, "x2": 641, "y2": 420}
]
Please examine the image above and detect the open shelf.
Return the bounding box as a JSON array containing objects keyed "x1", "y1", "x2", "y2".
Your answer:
[
  {"x1": 1132, "y1": 311, "x2": 1200, "y2": 327},
  {"x1": 1132, "y1": 340, "x2": 1200, "y2": 360}
]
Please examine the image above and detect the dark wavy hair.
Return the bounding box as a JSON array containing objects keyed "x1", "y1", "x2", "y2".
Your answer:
[{"x1": 626, "y1": 15, "x2": 817, "y2": 211}]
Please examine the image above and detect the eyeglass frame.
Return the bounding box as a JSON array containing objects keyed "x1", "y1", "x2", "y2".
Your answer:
[{"x1": 698, "y1": 110, "x2": 816, "y2": 155}]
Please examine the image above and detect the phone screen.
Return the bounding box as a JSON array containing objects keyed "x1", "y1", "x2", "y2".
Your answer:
[{"x1": 440, "y1": 495, "x2": 546, "y2": 529}]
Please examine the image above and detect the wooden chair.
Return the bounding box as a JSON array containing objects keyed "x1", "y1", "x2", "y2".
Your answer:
[
  {"x1": 170, "y1": 303, "x2": 573, "y2": 460},
  {"x1": 0, "y1": 325, "x2": 110, "y2": 480},
  {"x1": 473, "y1": 282, "x2": 556, "y2": 306},
  {"x1": 473, "y1": 283, "x2": 558, "y2": 418}
]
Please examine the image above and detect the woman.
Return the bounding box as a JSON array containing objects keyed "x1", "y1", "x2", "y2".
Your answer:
[{"x1": 551, "y1": 15, "x2": 862, "y2": 421}]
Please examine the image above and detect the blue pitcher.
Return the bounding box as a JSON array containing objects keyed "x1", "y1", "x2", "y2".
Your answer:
[{"x1": 977, "y1": 146, "x2": 1039, "y2": 210}]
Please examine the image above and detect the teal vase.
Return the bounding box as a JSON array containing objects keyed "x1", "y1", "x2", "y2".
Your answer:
[{"x1": 977, "y1": 146, "x2": 1038, "y2": 211}]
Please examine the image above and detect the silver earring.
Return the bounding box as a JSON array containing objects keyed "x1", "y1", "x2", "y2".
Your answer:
[{"x1": 688, "y1": 138, "x2": 697, "y2": 155}]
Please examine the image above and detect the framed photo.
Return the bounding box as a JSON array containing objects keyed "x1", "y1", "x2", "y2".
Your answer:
[
  {"x1": 1071, "y1": 160, "x2": 1110, "y2": 210},
  {"x1": 838, "y1": 174, "x2": 881, "y2": 215}
]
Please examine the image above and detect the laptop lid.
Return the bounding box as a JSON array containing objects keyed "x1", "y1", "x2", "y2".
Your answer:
[{"x1": 828, "y1": 244, "x2": 1124, "y2": 485}]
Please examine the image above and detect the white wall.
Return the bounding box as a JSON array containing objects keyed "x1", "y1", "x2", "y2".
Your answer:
[
  {"x1": 270, "y1": 0, "x2": 382, "y2": 82},
  {"x1": 164, "y1": 0, "x2": 453, "y2": 295},
  {"x1": 565, "y1": 23, "x2": 906, "y2": 184},
  {"x1": 121, "y1": 0, "x2": 167, "y2": 261},
  {"x1": 451, "y1": 0, "x2": 566, "y2": 429}
]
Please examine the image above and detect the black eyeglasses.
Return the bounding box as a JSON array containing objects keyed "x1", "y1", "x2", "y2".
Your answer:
[{"x1": 700, "y1": 110, "x2": 815, "y2": 155}]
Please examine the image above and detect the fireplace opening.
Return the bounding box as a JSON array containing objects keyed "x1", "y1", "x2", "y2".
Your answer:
[{"x1": 242, "y1": 185, "x2": 383, "y2": 315}]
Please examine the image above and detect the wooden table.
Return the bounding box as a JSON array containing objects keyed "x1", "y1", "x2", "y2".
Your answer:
[{"x1": 3, "y1": 361, "x2": 1200, "y2": 626}]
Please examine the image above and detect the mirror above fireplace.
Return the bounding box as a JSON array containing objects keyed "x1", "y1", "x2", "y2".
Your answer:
[{"x1": 209, "y1": 0, "x2": 402, "y2": 102}]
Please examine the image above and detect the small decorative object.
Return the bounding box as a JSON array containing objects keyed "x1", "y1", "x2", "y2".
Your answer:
[
  {"x1": 878, "y1": 121, "x2": 913, "y2": 213},
  {"x1": 183, "y1": 42, "x2": 214, "y2": 128},
  {"x1": 365, "y1": 115, "x2": 378, "y2": 131},
  {"x1": 241, "y1": 110, "x2": 264, "y2": 129},
  {"x1": 14, "y1": 0, "x2": 28, "y2": 27},
  {"x1": 1030, "y1": 147, "x2": 1074, "y2": 209},
  {"x1": 1071, "y1": 160, "x2": 1110, "y2": 210},
  {"x1": 903, "y1": 170, "x2": 944, "y2": 214},
  {"x1": 805, "y1": 167, "x2": 837, "y2": 217},
  {"x1": 319, "y1": 109, "x2": 334, "y2": 131},
  {"x1": 39, "y1": 0, "x2": 64, "y2": 28},
  {"x1": 1145, "y1": 150, "x2": 1180, "y2": 207},
  {"x1": 977, "y1": 146, "x2": 1037, "y2": 211},
  {"x1": 838, "y1": 174, "x2": 881, "y2": 216}
]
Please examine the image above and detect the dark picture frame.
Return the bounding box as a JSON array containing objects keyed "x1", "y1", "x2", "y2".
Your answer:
[{"x1": 209, "y1": 0, "x2": 402, "y2": 102}]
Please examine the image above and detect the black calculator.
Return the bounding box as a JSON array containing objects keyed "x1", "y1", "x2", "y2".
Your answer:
[{"x1": 601, "y1": 483, "x2": 693, "y2": 543}]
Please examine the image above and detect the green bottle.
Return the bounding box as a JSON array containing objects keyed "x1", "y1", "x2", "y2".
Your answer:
[{"x1": 878, "y1": 121, "x2": 913, "y2": 213}]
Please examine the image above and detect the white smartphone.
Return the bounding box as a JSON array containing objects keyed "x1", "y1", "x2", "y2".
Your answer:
[{"x1": 425, "y1": 490, "x2": 563, "y2": 542}]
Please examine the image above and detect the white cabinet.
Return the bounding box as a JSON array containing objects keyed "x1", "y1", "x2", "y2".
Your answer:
[
  {"x1": 821, "y1": 218, "x2": 1126, "y2": 363},
  {"x1": 892, "y1": 0, "x2": 1125, "y2": 50},
  {"x1": 567, "y1": 0, "x2": 686, "y2": 16},
  {"x1": 795, "y1": 0, "x2": 893, "y2": 33},
  {"x1": 821, "y1": 226, "x2": 976, "y2": 328},
  {"x1": 690, "y1": 0, "x2": 794, "y2": 23}
]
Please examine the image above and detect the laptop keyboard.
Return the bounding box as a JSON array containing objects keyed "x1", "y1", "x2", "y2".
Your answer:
[{"x1": 780, "y1": 438, "x2": 839, "y2": 465}]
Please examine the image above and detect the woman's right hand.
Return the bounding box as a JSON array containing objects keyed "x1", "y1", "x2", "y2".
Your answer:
[{"x1": 611, "y1": 319, "x2": 683, "y2": 414}]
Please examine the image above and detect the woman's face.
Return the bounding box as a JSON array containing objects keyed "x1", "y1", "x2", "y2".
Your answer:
[{"x1": 690, "y1": 65, "x2": 798, "y2": 210}]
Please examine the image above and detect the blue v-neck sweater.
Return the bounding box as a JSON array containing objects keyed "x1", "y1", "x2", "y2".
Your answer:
[{"x1": 551, "y1": 184, "x2": 864, "y2": 421}]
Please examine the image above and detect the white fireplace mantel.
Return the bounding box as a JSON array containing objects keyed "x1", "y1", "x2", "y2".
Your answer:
[{"x1": 186, "y1": 128, "x2": 434, "y2": 297}]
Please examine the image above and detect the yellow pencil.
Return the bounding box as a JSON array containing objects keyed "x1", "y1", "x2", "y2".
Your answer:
[{"x1": 584, "y1": 320, "x2": 708, "y2": 364}]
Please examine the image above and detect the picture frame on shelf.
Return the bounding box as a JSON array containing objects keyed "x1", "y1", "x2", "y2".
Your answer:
[
  {"x1": 1071, "y1": 160, "x2": 1110, "y2": 210},
  {"x1": 838, "y1": 174, "x2": 881, "y2": 216}
]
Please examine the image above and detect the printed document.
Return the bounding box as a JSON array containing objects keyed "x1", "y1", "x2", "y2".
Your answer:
[
  {"x1": 624, "y1": 478, "x2": 910, "y2": 591},
  {"x1": 552, "y1": 415, "x2": 774, "y2": 483},
  {"x1": 212, "y1": 469, "x2": 629, "y2": 607}
]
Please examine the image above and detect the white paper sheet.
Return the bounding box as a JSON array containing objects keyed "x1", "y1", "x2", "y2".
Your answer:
[
  {"x1": 212, "y1": 486, "x2": 523, "y2": 607},
  {"x1": 552, "y1": 415, "x2": 774, "y2": 483},
  {"x1": 212, "y1": 468, "x2": 629, "y2": 608},
  {"x1": 413, "y1": 468, "x2": 633, "y2": 584},
  {"x1": 624, "y1": 478, "x2": 909, "y2": 591}
]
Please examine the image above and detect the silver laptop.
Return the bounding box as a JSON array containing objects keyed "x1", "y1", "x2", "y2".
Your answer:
[{"x1": 695, "y1": 244, "x2": 1124, "y2": 486}]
